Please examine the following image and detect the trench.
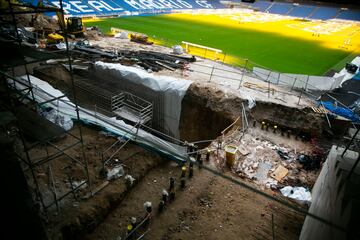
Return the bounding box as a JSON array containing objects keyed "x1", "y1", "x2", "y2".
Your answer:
[{"x1": 179, "y1": 82, "x2": 327, "y2": 145}]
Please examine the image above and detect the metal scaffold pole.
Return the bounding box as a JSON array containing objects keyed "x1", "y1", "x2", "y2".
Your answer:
[
  {"x1": 0, "y1": 0, "x2": 94, "y2": 215},
  {"x1": 59, "y1": 0, "x2": 92, "y2": 195}
]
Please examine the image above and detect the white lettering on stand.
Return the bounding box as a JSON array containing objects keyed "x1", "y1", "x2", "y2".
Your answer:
[{"x1": 51, "y1": 1, "x2": 80, "y2": 14}]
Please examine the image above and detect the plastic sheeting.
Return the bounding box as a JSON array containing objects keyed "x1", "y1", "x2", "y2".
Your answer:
[
  {"x1": 280, "y1": 186, "x2": 312, "y2": 202},
  {"x1": 8, "y1": 75, "x2": 188, "y2": 162},
  {"x1": 333, "y1": 56, "x2": 360, "y2": 85},
  {"x1": 320, "y1": 101, "x2": 360, "y2": 123},
  {"x1": 39, "y1": 108, "x2": 73, "y2": 131},
  {"x1": 94, "y1": 61, "x2": 192, "y2": 138}
]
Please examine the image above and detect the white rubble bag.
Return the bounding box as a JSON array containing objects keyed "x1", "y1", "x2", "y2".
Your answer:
[
  {"x1": 114, "y1": 31, "x2": 128, "y2": 39},
  {"x1": 172, "y1": 45, "x2": 184, "y2": 55}
]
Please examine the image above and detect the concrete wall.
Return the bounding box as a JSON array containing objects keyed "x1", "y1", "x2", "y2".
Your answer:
[{"x1": 300, "y1": 146, "x2": 360, "y2": 240}]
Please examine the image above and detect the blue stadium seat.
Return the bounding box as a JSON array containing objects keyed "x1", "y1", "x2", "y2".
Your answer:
[
  {"x1": 288, "y1": 5, "x2": 314, "y2": 18},
  {"x1": 268, "y1": 3, "x2": 292, "y2": 15},
  {"x1": 310, "y1": 7, "x2": 338, "y2": 20},
  {"x1": 337, "y1": 10, "x2": 360, "y2": 21},
  {"x1": 252, "y1": 1, "x2": 271, "y2": 12}
]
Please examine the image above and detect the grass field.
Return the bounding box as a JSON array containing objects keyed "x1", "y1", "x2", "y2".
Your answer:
[{"x1": 85, "y1": 12, "x2": 360, "y2": 75}]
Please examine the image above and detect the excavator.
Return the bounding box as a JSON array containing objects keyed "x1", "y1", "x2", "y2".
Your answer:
[
  {"x1": 47, "y1": 13, "x2": 85, "y2": 43},
  {"x1": 63, "y1": 17, "x2": 85, "y2": 37}
]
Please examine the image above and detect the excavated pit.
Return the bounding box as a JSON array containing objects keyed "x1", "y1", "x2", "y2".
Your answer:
[{"x1": 29, "y1": 64, "x2": 332, "y2": 239}]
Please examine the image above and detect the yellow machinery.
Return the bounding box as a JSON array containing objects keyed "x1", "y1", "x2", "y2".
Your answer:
[
  {"x1": 47, "y1": 16, "x2": 84, "y2": 43},
  {"x1": 47, "y1": 32, "x2": 64, "y2": 43},
  {"x1": 65, "y1": 17, "x2": 85, "y2": 36},
  {"x1": 55, "y1": 12, "x2": 85, "y2": 35}
]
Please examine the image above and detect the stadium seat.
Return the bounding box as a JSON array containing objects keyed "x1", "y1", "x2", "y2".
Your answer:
[
  {"x1": 252, "y1": 0, "x2": 272, "y2": 12},
  {"x1": 288, "y1": 5, "x2": 314, "y2": 18},
  {"x1": 267, "y1": 3, "x2": 292, "y2": 15},
  {"x1": 337, "y1": 10, "x2": 360, "y2": 21},
  {"x1": 310, "y1": 7, "x2": 339, "y2": 20}
]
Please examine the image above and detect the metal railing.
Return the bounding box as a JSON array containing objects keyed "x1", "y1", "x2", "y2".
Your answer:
[{"x1": 111, "y1": 92, "x2": 153, "y2": 124}]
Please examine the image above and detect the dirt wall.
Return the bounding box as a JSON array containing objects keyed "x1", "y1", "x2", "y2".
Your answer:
[
  {"x1": 180, "y1": 82, "x2": 326, "y2": 144},
  {"x1": 252, "y1": 102, "x2": 326, "y2": 136},
  {"x1": 179, "y1": 83, "x2": 239, "y2": 144}
]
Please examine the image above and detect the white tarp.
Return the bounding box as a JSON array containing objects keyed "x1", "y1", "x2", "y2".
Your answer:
[
  {"x1": 333, "y1": 56, "x2": 360, "y2": 85},
  {"x1": 93, "y1": 62, "x2": 192, "y2": 138},
  {"x1": 9, "y1": 75, "x2": 188, "y2": 162},
  {"x1": 280, "y1": 186, "x2": 312, "y2": 202},
  {"x1": 39, "y1": 108, "x2": 73, "y2": 131}
]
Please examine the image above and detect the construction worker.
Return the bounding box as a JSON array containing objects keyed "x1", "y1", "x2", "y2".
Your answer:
[
  {"x1": 143, "y1": 202, "x2": 152, "y2": 227},
  {"x1": 189, "y1": 160, "x2": 194, "y2": 178},
  {"x1": 197, "y1": 152, "x2": 203, "y2": 169},
  {"x1": 206, "y1": 148, "x2": 210, "y2": 161},
  {"x1": 181, "y1": 166, "x2": 186, "y2": 178},
  {"x1": 169, "y1": 177, "x2": 175, "y2": 191},
  {"x1": 162, "y1": 189, "x2": 168, "y2": 203},
  {"x1": 158, "y1": 200, "x2": 165, "y2": 213}
]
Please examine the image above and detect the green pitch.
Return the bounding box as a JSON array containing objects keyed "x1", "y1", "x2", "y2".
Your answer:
[{"x1": 87, "y1": 15, "x2": 353, "y2": 75}]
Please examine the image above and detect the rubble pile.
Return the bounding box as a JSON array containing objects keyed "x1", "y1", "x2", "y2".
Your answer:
[
  {"x1": 72, "y1": 42, "x2": 197, "y2": 72},
  {"x1": 116, "y1": 50, "x2": 196, "y2": 72},
  {"x1": 207, "y1": 128, "x2": 323, "y2": 190}
]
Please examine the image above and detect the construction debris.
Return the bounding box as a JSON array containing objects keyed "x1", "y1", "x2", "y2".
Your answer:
[
  {"x1": 207, "y1": 126, "x2": 319, "y2": 189},
  {"x1": 130, "y1": 34, "x2": 153, "y2": 45},
  {"x1": 117, "y1": 50, "x2": 196, "y2": 72},
  {"x1": 297, "y1": 154, "x2": 322, "y2": 170},
  {"x1": 271, "y1": 165, "x2": 289, "y2": 182},
  {"x1": 70, "y1": 41, "x2": 196, "y2": 72},
  {"x1": 107, "y1": 165, "x2": 125, "y2": 181}
]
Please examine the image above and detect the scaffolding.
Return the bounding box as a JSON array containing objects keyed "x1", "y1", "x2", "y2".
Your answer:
[{"x1": 0, "y1": 0, "x2": 92, "y2": 216}]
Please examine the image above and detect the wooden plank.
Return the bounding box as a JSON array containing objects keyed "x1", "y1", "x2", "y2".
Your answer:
[
  {"x1": 311, "y1": 106, "x2": 328, "y2": 114},
  {"x1": 271, "y1": 165, "x2": 289, "y2": 182}
]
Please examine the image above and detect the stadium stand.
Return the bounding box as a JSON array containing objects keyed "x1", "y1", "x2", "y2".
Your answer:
[
  {"x1": 251, "y1": 0, "x2": 272, "y2": 11},
  {"x1": 288, "y1": 5, "x2": 314, "y2": 18},
  {"x1": 267, "y1": 2, "x2": 292, "y2": 15},
  {"x1": 337, "y1": 9, "x2": 360, "y2": 21},
  {"x1": 244, "y1": 1, "x2": 360, "y2": 22},
  {"x1": 18, "y1": 0, "x2": 360, "y2": 22},
  {"x1": 19, "y1": 0, "x2": 225, "y2": 16},
  {"x1": 310, "y1": 6, "x2": 339, "y2": 20}
]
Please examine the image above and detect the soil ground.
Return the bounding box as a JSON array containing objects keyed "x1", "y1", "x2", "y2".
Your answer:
[
  {"x1": 84, "y1": 160, "x2": 305, "y2": 240},
  {"x1": 20, "y1": 124, "x2": 164, "y2": 239},
  {"x1": 22, "y1": 122, "x2": 307, "y2": 240}
]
